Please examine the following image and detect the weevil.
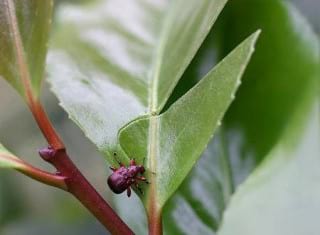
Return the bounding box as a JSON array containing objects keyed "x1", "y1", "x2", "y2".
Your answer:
[{"x1": 107, "y1": 158, "x2": 149, "y2": 197}]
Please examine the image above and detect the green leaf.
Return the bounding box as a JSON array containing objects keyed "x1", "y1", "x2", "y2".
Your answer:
[
  {"x1": 48, "y1": 0, "x2": 228, "y2": 161},
  {"x1": 218, "y1": 100, "x2": 319, "y2": 235},
  {"x1": 119, "y1": 32, "x2": 259, "y2": 210},
  {"x1": 218, "y1": 0, "x2": 320, "y2": 165},
  {"x1": 216, "y1": 3, "x2": 320, "y2": 233},
  {"x1": 0, "y1": 0, "x2": 53, "y2": 98},
  {"x1": 163, "y1": 131, "x2": 231, "y2": 235},
  {"x1": 113, "y1": 193, "x2": 148, "y2": 235},
  {"x1": 0, "y1": 144, "x2": 67, "y2": 190},
  {"x1": 162, "y1": 1, "x2": 319, "y2": 234},
  {"x1": 0, "y1": 144, "x2": 24, "y2": 169}
]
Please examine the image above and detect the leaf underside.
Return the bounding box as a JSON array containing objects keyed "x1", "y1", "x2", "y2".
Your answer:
[
  {"x1": 0, "y1": 144, "x2": 23, "y2": 169},
  {"x1": 49, "y1": 0, "x2": 261, "y2": 219},
  {"x1": 48, "y1": 0, "x2": 228, "y2": 163},
  {"x1": 0, "y1": 0, "x2": 53, "y2": 98}
]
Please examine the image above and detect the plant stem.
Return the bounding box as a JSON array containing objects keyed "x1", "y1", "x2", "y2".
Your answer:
[
  {"x1": 31, "y1": 101, "x2": 134, "y2": 235},
  {"x1": 148, "y1": 207, "x2": 163, "y2": 235},
  {"x1": 0, "y1": 152, "x2": 67, "y2": 190},
  {"x1": 41, "y1": 148, "x2": 134, "y2": 235},
  {"x1": 148, "y1": 183, "x2": 163, "y2": 235},
  {"x1": 4, "y1": 1, "x2": 133, "y2": 233},
  {"x1": 17, "y1": 159, "x2": 68, "y2": 190},
  {"x1": 147, "y1": 112, "x2": 163, "y2": 234},
  {"x1": 29, "y1": 99, "x2": 65, "y2": 150}
]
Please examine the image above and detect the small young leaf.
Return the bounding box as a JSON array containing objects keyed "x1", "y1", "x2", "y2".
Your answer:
[
  {"x1": 0, "y1": 144, "x2": 67, "y2": 190},
  {"x1": 48, "y1": 0, "x2": 228, "y2": 161},
  {"x1": 0, "y1": 0, "x2": 53, "y2": 98},
  {"x1": 0, "y1": 144, "x2": 24, "y2": 169},
  {"x1": 119, "y1": 32, "x2": 260, "y2": 210}
]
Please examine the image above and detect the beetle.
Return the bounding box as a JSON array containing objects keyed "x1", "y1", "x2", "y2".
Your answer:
[{"x1": 107, "y1": 157, "x2": 149, "y2": 197}]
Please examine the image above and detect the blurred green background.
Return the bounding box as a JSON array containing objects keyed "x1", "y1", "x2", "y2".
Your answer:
[{"x1": 0, "y1": 0, "x2": 319, "y2": 234}]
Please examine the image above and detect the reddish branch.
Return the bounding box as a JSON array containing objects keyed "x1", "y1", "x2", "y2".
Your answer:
[
  {"x1": 148, "y1": 183, "x2": 163, "y2": 235},
  {"x1": 17, "y1": 162, "x2": 67, "y2": 190},
  {"x1": 0, "y1": 152, "x2": 67, "y2": 190},
  {"x1": 148, "y1": 210, "x2": 163, "y2": 235},
  {"x1": 29, "y1": 100, "x2": 65, "y2": 150},
  {"x1": 39, "y1": 146, "x2": 133, "y2": 235},
  {"x1": 32, "y1": 101, "x2": 134, "y2": 235},
  {"x1": 4, "y1": 0, "x2": 134, "y2": 233}
]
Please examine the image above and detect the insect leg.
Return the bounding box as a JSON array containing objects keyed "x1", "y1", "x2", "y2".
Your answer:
[
  {"x1": 136, "y1": 176, "x2": 150, "y2": 184},
  {"x1": 130, "y1": 158, "x2": 136, "y2": 166},
  {"x1": 135, "y1": 183, "x2": 144, "y2": 195},
  {"x1": 109, "y1": 166, "x2": 117, "y2": 172}
]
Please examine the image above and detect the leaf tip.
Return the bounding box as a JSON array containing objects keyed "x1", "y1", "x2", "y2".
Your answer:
[{"x1": 249, "y1": 29, "x2": 262, "y2": 50}]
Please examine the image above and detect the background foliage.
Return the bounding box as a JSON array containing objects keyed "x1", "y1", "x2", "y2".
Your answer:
[{"x1": 0, "y1": 0, "x2": 319, "y2": 234}]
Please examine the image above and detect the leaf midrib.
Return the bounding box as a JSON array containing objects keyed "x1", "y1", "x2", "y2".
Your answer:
[
  {"x1": 146, "y1": 3, "x2": 174, "y2": 211},
  {"x1": 0, "y1": 153, "x2": 22, "y2": 167},
  {"x1": 148, "y1": 9, "x2": 173, "y2": 113},
  {"x1": 3, "y1": 0, "x2": 34, "y2": 102}
]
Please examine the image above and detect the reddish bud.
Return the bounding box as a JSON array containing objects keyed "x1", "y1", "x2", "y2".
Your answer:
[{"x1": 39, "y1": 147, "x2": 56, "y2": 161}]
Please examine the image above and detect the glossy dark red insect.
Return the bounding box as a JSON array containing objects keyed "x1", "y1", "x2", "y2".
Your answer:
[{"x1": 107, "y1": 158, "x2": 149, "y2": 197}]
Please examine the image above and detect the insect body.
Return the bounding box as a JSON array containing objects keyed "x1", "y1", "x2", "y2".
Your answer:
[{"x1": 107, "y1": 159, "x2": 149, "y2": 197}]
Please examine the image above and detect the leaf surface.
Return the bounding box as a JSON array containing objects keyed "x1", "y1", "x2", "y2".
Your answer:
[
  {"x1": 119, "y1": 33, "x2": 259, "y2": 210},
  {"x1": 163, "y1": 131, "x2": 231, "y2": 235},
  {"x1": 0, "y1": 0, "x2": 53, "y2": 98},
  {"x1": 162, "y1": 1, "x2": 320, "y2": 234},
  {"x1": 0, "y1": 144, "x2": 24, "y2": 170},
  {"x1": 48, "y1": 0, "x2": 228, "y2": 161},
  {"x1": 0, "y1": 173, "x2": 25, "y2": 227},
  {"x1": 218, "y1": 99, "x2": 319, "y2": 235}
]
